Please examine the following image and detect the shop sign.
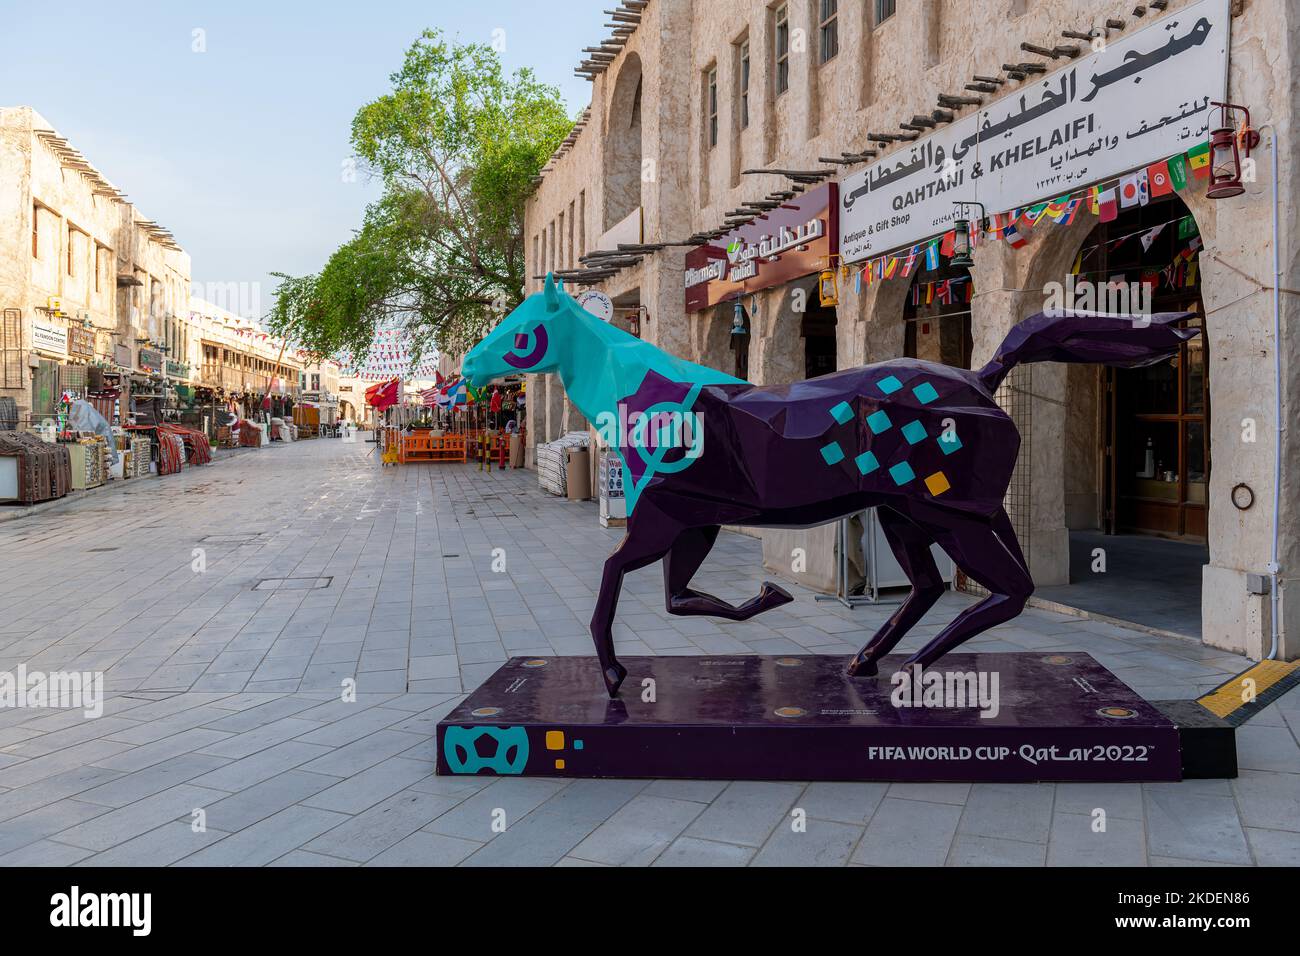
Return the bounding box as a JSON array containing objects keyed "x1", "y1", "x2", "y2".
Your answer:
[
  {"x1": 68, "y1": 327, "x2": 95, "y2": 361},
  {"x1": 32, "y1": 319, "x2": 69, "y2": 357},
  {"x1": 165, "y1": 360, "x2": 189, "y2": 379},
  {"x1": 138, "y1": 348, "x2": 164, "y2": 372},
  {"x1": 113, "y1": 344, "x2": 132, "y2": 369},
  {"x1": 685, "y1": 183, "x2": 839, "y2": 312},
  {"x1": 838, "y1": 0, "x2": 1230, "y2": 262}
]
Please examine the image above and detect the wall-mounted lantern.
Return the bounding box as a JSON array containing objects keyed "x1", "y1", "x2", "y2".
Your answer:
[
  {"x1": 950, "y1": 201, "x2": 987, "y2": 268},
  {"x1": 1206, "y1": 102, "x2": 1259, "y2": 200},
  {"x1": 819, "y1": 256, "x2": 842, "y2": 307}
]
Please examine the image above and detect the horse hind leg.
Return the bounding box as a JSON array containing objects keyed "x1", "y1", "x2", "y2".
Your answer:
[
  {"x1": 847, "y1": 507, "x2": 947, "y2": 677},
  {"x1": 664, "y1": 526, "x2": 794, "y2": 622},
  {"x1": 903, "y1": 508, "x2": 1033, "y2": 670}
]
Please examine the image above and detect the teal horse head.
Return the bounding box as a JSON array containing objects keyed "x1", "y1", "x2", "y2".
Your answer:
[{"x1": 462, "y1": 275, "x2": 570, "y2": 388}]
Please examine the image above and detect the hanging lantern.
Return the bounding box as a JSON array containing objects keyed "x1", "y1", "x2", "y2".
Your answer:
[
  {"x1": 819, "y1": 256, "x2": 841, "y2": 307},
  {"x1": 730, "y1": 297, "x2": 747, "y2": 337},
  {"x1": 1206, "y1": 102, "x2": 1258, "y2": 200},
  {"x1": 949, "y1": 200, "x2": 985, "y2": 268},
  {"x1": 949, "y1": 218, "x2": 973, "y2": 268}
]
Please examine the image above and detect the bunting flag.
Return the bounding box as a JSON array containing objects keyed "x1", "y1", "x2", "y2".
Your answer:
[
  {"x1": 924, "y1": 240, "x2": 941, "y2": 271},
  {"x1": 883, "y1": 257, "x2": 900, "y2": 279},
  {"x1": 1003, "y1": 224, "x2": 1027, "y2": 249},
  {"x1": 1058, "y1": 198, "x2": 1083, "y2": 226},
  {"x1": 940, "y1": 230, "x2": 956, "y2": 257},
  {"x1": 1087, "y1": 187, "x2": 1102, "y2": 216},
  {"x1": 900, "y1": 246, "x2": 920, "y2": 278},
  {"x1": 1147, "y1": 159, "x2": 1174, "y2": 198},
  {"x1": 1187, "y1": 142, "x2": 1211, "y2": 179},
  {"x1": 1139, "y1": 223, "x2": 1167, "y2": 252},
  {"x1": 1098, "y1": 187, "x2": 1119, "y2": 223},
  {"x1": 1119, "y1": 170, "x2": 1149, "y2": 208},
  {"x1": 1177, "y1": 215, "x2": 1199, "y2": 240},
  {"x1": 1167, "y1": 154, "x2": 1189, "y2": 192}
]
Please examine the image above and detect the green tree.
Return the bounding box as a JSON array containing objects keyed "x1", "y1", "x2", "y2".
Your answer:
[{"x1": 268, "y1": 29, "x2": 572, "y2": 364}]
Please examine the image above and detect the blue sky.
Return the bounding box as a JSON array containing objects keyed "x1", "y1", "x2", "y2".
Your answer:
[{"x1": 0, "y1": 0, "x2": 606, "y2": 319}]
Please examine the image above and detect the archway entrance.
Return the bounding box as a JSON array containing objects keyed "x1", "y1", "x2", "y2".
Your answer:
[
  {"x1": 903, "y1": 261, "x2": 974, "y2": 369},
  {"x1": 1035, "y1": 192, "x2": 1208, "y2": 637},
  {"x1": 802, "y1": 299, "x2": 837, "y2": 379}
]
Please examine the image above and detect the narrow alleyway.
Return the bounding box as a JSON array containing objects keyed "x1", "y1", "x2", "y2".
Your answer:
[{"x1": 0, "y1": 439, "x2": 1296, "y2": 866}]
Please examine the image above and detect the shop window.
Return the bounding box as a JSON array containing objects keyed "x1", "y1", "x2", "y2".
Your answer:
[
  {"x1": 819, "y1": 0, "x2": 839, "y2": 64},
  {"x1": 876, "y1": 0, "x2": 896, "y2": 24},
  {"x1": 775, "y1": 5, "x2": 790, "y2": 95},
  {"x1": 707, "y1": 68, "x2": 718, "y2": 148},
  {"x1": 739, "y1": 40, "x2": 751, "y2": 129}
]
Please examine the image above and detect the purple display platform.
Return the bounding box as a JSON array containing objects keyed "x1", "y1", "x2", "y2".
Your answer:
[{"x1": 436, "y1": 654, "x2": 1185, "y2": 783}]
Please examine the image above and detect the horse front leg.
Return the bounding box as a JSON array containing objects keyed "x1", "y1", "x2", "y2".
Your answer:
[
  {"x1": 664, "y1": 526, "x2": 794, "y2": 621},
  {"x1": 591, "y1": 512, "x2": 679, "y2": 698}
]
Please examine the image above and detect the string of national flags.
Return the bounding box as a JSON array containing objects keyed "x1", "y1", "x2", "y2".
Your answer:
[
  {"x1": 850, "y1": 142, "x2": 1212, "y2": 293},
  {"x1": 417, "y1": 374, "x2": 491, "y2": 410}
]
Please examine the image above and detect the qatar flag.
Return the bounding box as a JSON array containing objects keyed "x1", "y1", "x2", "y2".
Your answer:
[
  {"x1": 1119, "y1": 170, "x2": 1149, "y2": 208},
  {"x1": 1098, "y1": 188, "x2": 1119, "y2": 223}
]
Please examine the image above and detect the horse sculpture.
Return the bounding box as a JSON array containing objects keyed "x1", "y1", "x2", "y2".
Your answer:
[{"x1": 463, "y1": 275, "x2": 1197, "y2": 698}]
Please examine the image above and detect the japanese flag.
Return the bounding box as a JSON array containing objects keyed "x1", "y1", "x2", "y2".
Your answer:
[{"x1": 1119, "y1": 170, "x2": 1149, "y2": 208}]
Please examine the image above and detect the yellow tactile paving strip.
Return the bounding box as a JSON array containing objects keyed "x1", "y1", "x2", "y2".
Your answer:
[{"x1": 1198, "y1": 660, "x2": 1300, "y2": 721}]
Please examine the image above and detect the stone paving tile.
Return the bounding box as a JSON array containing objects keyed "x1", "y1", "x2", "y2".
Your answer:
[
  {"x1": 683, "y1": 781, "x2": 803, "y2": 848},
  {"x1": 852, "y1": 798, "x2": 962, "y2": 867},
  {"x1": 176, "y1": 805, "x2": 352, "y2": 867},
  {"x1": 948, "y1": 833, "x2": 1047, "y2": 866},
  {"x1": 752, "y1": 818, "x2": 863, "y2": 867},
  {"x1": 1046, "y1": 812, "x2": 1145, "y2": 866},
  {"x1": 652, "y1": 836, "x2": 757, "y2": 867},
  {"x1": 464, "y1": 779, "x2": 648, "y2": 867},
  {"x1": 1143, "y1": 788, "x2": 1253, "y2": 865}
]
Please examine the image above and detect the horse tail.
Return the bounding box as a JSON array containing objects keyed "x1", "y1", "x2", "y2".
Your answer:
[{"x1": 977, "y1": 310, "x2": 1199, "y2": 394}]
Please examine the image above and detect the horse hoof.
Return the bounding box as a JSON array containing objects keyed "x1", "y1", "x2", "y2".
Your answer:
[
  {"x1": 847, "y1": 658, "x2": 879, "y2": 678},
  {"x1": 760, "y1": 582, "x2": 795, "y2": 607},
  {"x1": 603, "y1": 663, "x2": 628, "y2": 699}
]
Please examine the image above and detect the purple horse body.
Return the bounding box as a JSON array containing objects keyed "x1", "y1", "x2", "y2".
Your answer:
[{"x1": 464, "y1": 281, "x2": 1197, "y2": 697}]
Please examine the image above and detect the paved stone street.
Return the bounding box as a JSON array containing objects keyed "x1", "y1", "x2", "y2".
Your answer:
[{"x1": 1, "y1": 438, "x2": 1297, "y2": 867}]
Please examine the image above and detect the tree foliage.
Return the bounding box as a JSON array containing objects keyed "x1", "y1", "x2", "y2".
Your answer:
[{"x1": 268, "y1": 30, "x2": 572, "y2": 364}]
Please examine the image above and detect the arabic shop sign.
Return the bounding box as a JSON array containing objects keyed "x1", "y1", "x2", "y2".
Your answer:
[
  {"x1": 839, "y1": 0, "x2": 1229, "y2": 263},
  {"x1": 165, "y1": 360, "x2": 189, "y2": 379},
  {"x1": 32, "y1": 319, "x2": 69, "y2": 357},
  {"x1": 685, "y1": 183, "x2": 838, "y2": 312}
]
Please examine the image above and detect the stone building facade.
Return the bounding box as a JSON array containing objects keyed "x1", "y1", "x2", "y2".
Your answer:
[
  {"x1": 523, "y1": 0, "x2": 1296, "y2": 663},
  {"x1": 1, "y1": 106, "x2": 193, "y2": 421}
]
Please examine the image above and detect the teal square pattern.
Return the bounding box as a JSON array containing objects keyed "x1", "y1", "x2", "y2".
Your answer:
[
  {"x1": 855, "y1": 451, "x2": 880, "y2": 475},
  {"x1": 866, "y1": 411, "x2": 892, "y2": 435},
  {"x1": 902, "y1": 421, "x2": 928, "y2": 445},
  {"x1": 877, "y1": 376, "x2": 903, "y2": 396},
  {"x1": 821, "y1": 443, "x2": 846, "y2": 466},
  {"x1": 939, "y1": 433, "x2": 963, "y2": 455},
  {"x1": 830, "y1": 401, "x2": 854, "y2": 425},
  {"x1": 889, "y1": 462, "x2": 916, "y2": 486},
  {"x1": 913, "y1": 382, "x2": 940, "y2": 405}
]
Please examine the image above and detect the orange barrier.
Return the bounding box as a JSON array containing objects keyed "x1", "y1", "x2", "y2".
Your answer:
[{"x1": 399, "y1": 432, "x2": 468, "y2": 464}]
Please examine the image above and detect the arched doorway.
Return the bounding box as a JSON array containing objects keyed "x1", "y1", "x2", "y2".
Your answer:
[
  {"x1": 903, "y1": 260, "x2": 974, "y2": 369},
  {"x1": 1041, "y1": 192, "x2": 1208, "y2": 637},
  {"x1": 603, "y1": 55, "x2": 643, "y2": 232},
  {"x1": 802, "y1": 286, "x2": 838, "y2": 379}
]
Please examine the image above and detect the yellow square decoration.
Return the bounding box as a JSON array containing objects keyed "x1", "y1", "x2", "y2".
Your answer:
[
  {"x1": 545, "y1": 730, "x2": 565, "y2": 751},
  {"x1": 925, "y1": 472, "x2": 952, "y2": 497},
  {"x1": 554, "y1": 759, "x2": 566, "y2": 770}
]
